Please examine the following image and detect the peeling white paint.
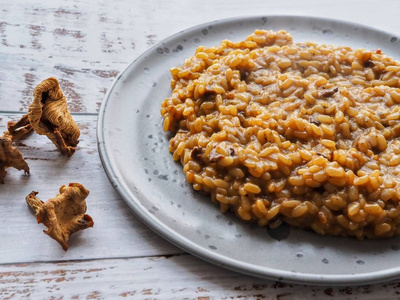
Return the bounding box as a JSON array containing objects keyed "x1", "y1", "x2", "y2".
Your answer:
[{"x1": 1, "y1": 0, "x2": 400, "y2": 298}]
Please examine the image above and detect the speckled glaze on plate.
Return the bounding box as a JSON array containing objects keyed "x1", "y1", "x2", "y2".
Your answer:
[{"x1": 97, "y1": 16, "x2": 400, "y2": 285}]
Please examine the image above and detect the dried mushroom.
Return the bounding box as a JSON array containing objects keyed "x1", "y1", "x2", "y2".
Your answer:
[
  {"x1": 26, "y1": 183, "x2": 94, "y2": 250},
  {"x1": 10, "y1": 77, "x2": 80, "y2": 156},
  {"x1": 29, "y1": 77, "x2": 80, "y2": 157},
  {"x1": 0, "y1": 133, "x2": 29, "y2": 183}
]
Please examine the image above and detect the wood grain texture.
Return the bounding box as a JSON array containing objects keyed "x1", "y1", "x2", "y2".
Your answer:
[
  {"x1": 2, "y1": 0, "x2": 400, "y2": 298},
  {"x1": 1, "y1": 0, "x2": 400, "y2": 113},
  {"x1": 0, "y1": 113, "x2": 182, "y2": 264},
  {"x1": 2, "y1": 255, "x2": 400, "y2": 300}
]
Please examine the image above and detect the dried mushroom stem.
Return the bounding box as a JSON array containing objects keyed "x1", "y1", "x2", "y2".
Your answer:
[
  {"x1": 25, "y1": 183, "x2": 94, "y2": 251},
  {"x1": 6, "y1": 114, "x2": 33, "y2": 142},
  {"x1": 26, "y1": 191, "x2": 44, "y2": 213}
]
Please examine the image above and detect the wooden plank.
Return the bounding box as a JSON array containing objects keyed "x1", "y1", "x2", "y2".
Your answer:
[
  {"x1": 0, "y1": 113, "x2": 182, "y2": 264},
  {"x1": 2, "y1": 1, "x2": 400, "y2": 298},
  {"x1": 1, "y1": 0, "x2": 400, "y2": 113},
  {"x1": 1, "y1": 254, "x2": 400, "y2": 299}
]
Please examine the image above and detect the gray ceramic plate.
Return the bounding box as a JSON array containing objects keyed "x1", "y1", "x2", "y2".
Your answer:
[{"x1": 97, "y1": 15, "x2": 400, "y2": 285}]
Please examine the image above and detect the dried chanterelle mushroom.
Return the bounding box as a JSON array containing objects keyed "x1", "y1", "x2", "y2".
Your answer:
[
  {"x1": 11, "y1": 77, "x2": 80, "y2": 157},
  {"x1": 0, "y1": 133, "x2": 30, "y2": 183},
  {"x1": 26, "y1": 183, "x2": 94, "y2": 250},
  {"x1": 30, "y1": 77, "x2": 80, "y2": 156}
]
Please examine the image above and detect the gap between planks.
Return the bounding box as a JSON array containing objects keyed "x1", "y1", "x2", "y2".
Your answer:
[{"x1": 0, "y1": 253, "x2": 187, "y2": 267}]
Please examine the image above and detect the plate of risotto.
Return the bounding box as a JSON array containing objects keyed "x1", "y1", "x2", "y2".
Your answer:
[{"x1": 98, "y1": 15, "x2": 400, "y2": 285}]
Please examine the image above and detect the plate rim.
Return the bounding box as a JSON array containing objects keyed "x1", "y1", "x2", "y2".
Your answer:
[{"x1": 97, "y1": 14, "x2": 400, "y2": 285}]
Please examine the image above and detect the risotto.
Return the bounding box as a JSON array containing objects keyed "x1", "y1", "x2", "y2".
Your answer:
[{"x1": 161, "y1": 30, "x2": 400, "y2": 239}]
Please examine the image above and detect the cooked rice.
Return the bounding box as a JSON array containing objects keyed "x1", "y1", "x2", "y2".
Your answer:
[{"x1": 161, "y1": 30, "x2": 400, "y2": 239}]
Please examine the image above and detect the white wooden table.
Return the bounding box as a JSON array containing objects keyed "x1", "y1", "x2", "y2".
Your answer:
[{"x1": 2, "y1": 0, "x2": 400, "y2": 298}]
